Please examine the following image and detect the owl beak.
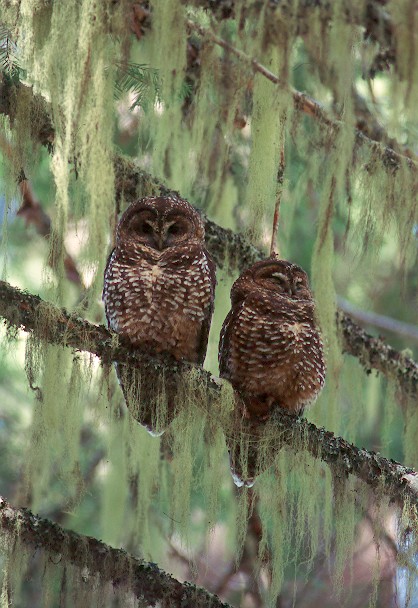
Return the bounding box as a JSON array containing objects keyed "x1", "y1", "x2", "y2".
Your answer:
[{"x1": 155, "y1": 234, "x2": 165, "y2": 250}]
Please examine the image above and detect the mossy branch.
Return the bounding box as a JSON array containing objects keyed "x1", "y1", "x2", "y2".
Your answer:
[
  {"x1": 0, "y1": 496, "x2": 231, "y2": 608},
  {"x1": 1, "y1": 29, "x2": 416, "y2": 179},
  {"x1": 1, "y1": 280, "x2": 418, "y2": 509},
  {"x1": 135, "y1": 1, "x2": 395, "y2": 76},
  {"x1": 186, "y1": 20, "x2": 418, "y2": 175},
  {"x1": 1, "y1": 80, "x2": 417, "y2": 397}
]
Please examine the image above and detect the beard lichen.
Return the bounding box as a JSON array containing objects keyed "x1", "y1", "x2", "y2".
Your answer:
[{"x1": 1, "y1": 0, "x2": 418, "y2": 604}]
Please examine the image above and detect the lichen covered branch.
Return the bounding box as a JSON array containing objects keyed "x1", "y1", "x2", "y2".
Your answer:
[
  {"x1": 0, "y1": 496, "x2": 231, "y2": 608},
  {"x1": 1, "y1": 280, "x2": 418, "y2": 509},
  {"x1": 186, "y1": 20, "x2": 418, "y2": 174}
]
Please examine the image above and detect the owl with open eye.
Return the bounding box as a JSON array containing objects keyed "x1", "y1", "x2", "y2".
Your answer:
[
  {"x1": 103, "y1": 195, "x2": 216, "y2": 431},
  {"x1": 219, "y1": 257, "x2": 325, "y2": 419}
]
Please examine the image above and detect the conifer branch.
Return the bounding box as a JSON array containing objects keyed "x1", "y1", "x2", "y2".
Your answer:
[
  {"x1": 1, "y1": 32, "x2": 417, "y2": 177},
  {"x1": 186, "y1": 20, "x2": 418, "y2": 174},
  {"x1": 133, "y1": 1, "x2": 395, "y2": 76},
  {"x1": 0, "y1": 496, "x2": 231, "y2": 608},
  {"x1": 1, "y1": 280, "x2": 418, "y2": 509}
]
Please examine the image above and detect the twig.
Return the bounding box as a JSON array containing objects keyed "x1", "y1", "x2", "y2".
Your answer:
[
  {"x1": 0, "y1": 496, "x2": 231, "y2": 608},
  {"x1": 1, "y1": 280, "x2": 418, "y2": 509},
  {"x1": 269, "y1": 143, "x2": 285, "y2": 258}
]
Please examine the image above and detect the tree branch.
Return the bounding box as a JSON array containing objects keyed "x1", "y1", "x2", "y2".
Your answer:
[
  {"x1": 186, "y1": 20, "x2": 418, "y2": 174},
  {"x1": 1, "y1": 280, "x2": 418, "y2": 509},
  {"x1": 0, "y1": 496, "x2": 231, "y2": 608},
  {"x1": 338, "y1": 296, "x2": 418, "y2": 345},
  {"x1": 2, "y1": 18, "x2": 417, "y2": 179},
  {"x1": 135, "y1": 1, "x2": 396, "y2": 76},
  {"x1": 1, "y1": 79, "x2": 417, "y2": 397},
  {"x1": 113, "y1": 158, "x2": 418, "y2": 398},
  {"x1": 337, "y1": 311, "x2": 418, "y2": 397}
]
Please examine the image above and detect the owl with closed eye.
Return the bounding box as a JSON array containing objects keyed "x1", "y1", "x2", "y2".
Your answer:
[
  {"x1": 103, "y1": 195, "x2": 216, "y2": 431},
  {"x1": 219, "y1": 257, "x2": 325, "y2": 419}
]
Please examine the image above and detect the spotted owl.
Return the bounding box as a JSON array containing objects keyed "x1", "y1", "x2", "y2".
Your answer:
[
  {"x1": 103, "y1": 195, "x2": 216, "y2": 430},
  {"x1": 219, "y1": 257, "x2": 325, "y2": 419}
]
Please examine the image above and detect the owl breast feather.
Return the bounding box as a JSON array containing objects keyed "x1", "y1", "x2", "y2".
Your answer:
[{"x1": 103, "y1": 246, "x2": 214, "y2": 362}]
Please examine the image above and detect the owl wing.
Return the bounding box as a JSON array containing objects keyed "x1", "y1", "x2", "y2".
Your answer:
[
  {"x1": 218, "y1": 303, "x2": 241, "y2": 380},
  {"x1": 196, "y1": 249, "x2": 217, "y2": 365},
  {"x1": 102, "y1": 248, "x2": 115, "y2": 307}
]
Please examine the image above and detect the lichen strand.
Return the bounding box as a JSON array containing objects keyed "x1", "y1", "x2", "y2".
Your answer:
[
  {"x1": 399, "y1": 497, "x2": 418, "y2": 605},
  {"x1": 165, "y1": 368, "x2": 225, "y2": 542},
  {"x1": 187, "y1": 41, "x2": 248, "y2": 213},
  {"x1": 0, "y1": 534, "x2": 31, "y2": 608},
  {"x1": 15, "y1": 0, "x2": 118, "y2": 307},
  {"x1": 308, "y1": 107, "x2": 360, "y2": 435},
  {"x1": 126, "y1": 413, "x2": 163, "y2": 557},
  {"x1": 23, "y1": 344, "x2": 87, "y2": 512},
  {"x1": 256, "y1": 443, "x2": 332, "y2": 603},
  {"x1": 144, "y1": 1, "x2": 187, "y2": 193},
  {"x1": 244, "y1": 39, "x2": 290, "y2": 244},
  {"x1": 354, "y1": 158, "x2": 418, "y2": 273},
  {"x1": 388, "y1": 0, "x2": 418, "y2": 121},
  {"x1": 404, "y1": 400, "x2": 418, "y2": 468},
  {"x1": 19, "y1": 300, "x2": 90, "y2": 511}
]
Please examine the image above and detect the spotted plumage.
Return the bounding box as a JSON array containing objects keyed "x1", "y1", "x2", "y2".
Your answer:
[
  {"x1": 219, "y1": 257, "x2": 325, "y2": 418},
  {"x1": 103, "y1": 196, "x2": 216, "y2": 365}
]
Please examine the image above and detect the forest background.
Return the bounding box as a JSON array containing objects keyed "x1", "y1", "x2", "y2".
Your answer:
[{"x1": 0, "y1": 1, "x2": 418, "y2": 607}]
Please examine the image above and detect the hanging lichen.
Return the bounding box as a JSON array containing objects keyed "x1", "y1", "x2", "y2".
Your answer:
[{"x1": 1, "y1": 0, "x2": 418, "y2": 605}]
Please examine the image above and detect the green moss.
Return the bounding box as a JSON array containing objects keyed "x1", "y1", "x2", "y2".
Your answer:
[{"x1": 1, "y1": 1, "x2": 417, "y2": 603}]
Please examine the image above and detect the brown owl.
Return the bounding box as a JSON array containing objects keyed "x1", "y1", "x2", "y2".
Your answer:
[
  {"x1": 103, "y1": 195, "x2": 216, "y2": 430},
  {"x1": 103, "y1": 195, "x2": 216, "y2": 362},
  {"x1": 219, "y1": 257, "x2": 325, "y2": 419}
]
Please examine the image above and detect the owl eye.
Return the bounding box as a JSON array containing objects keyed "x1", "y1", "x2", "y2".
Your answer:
[
  {"x1": 168, "y1": 224, "x2": 181, "y2": 235},
  {"x1": 271, "y1": 272, "x2": 288, "y2": 284},
  {"x1": 141, "y1": 222, "x2": 153, "y2": 235},
  {"x1": 294, "y1": 282, "x2": 304, "y2": 292},
  {"x1": 167, "y1": 222, "x2": 188, "y2": 237},
  {"x1": 128, "y1": 216, "x2": 154, "y2": 236}
]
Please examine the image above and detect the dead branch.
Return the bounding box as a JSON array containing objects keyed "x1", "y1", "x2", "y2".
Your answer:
[
  {"x1": 0, "y1": 496, "x2": 231, "y2": 608},
  {"x1": 17, "y1": 178, "x2": 85, "y2": 287},
  {"x1": 1, "y1": 280, "x2": 418, "y2": 510}
]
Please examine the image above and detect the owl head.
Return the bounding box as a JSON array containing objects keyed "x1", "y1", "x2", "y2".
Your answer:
[
  {"x1": 231, "y1": 258, "x2": 313, "y2": 305},
  {"x1": 116, "y1": 196, "x2": 205, "y2": 250}
]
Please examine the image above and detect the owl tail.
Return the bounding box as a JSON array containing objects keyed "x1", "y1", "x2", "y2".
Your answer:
[
  {"x1": 226, "y1": 393, "x2": 267, "y2": 487},
  {"x1": 228, "y1": 436, "x2": 257, "y2": 488},
  {"x1": 114, "y1": 361, "x2": 177, "y2": 436}
]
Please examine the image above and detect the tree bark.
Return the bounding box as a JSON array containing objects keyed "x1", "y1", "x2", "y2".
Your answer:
[{"x1": 0, "y1": 496, "x2": 232, "y2": 608}]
